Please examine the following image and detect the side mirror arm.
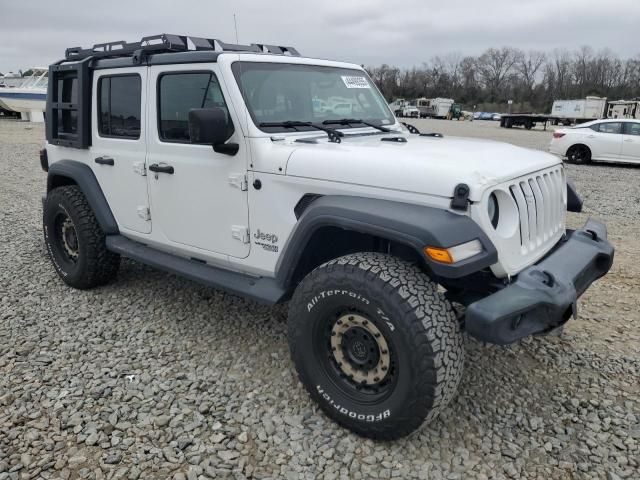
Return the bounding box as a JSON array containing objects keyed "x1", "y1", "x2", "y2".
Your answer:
[{"x1": 213, "y1": 143, "x2": 239, "y2": 156}]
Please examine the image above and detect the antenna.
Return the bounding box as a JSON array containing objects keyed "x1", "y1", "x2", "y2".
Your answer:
[{"x1": 233, "y1": 14, "x2": 239, "y2": 43}]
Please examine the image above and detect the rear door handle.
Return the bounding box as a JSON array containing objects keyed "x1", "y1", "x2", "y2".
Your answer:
[
  {"x1": 148, "y1": 163, "x2": 174, "y2": 174},
  {"x1": 586, "y1": 135, "x2": 596, "y2": 139},
  {"x1": 624, "y1": 138, "x2": 634, "y2": 142},
  {"x1": 94, "y1": 156, "x2": 114, "y2": 166}
]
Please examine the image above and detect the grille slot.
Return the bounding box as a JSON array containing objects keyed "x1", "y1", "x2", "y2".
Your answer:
[{"x1": 508, "y1": 167, "x2": 565, "y2": 252}]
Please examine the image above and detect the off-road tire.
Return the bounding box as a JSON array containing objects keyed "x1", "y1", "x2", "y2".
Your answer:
[
  {"x1": 566, "y1": 144, "x2": 592, "y2": 164},
  {"x1": 287, "y1": 252, "x2": 464, "y2": 439},
  {"x1": 43, "y1": 185, "x2": 120, "y2": 289}
]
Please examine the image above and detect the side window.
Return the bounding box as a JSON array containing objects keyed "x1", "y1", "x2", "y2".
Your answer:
[
  {"x1": 98, "y1": 75, "x2": 142, "y2": 139},
  {"x1": 158, "y1": 72, "x2": 233, "y2": 143},
  {"x1": 625, "y1": 122, "x2": 640, "y2": 136},
  {"x1": 598, "y1": 122, "x2": 622, "y2": 135}
]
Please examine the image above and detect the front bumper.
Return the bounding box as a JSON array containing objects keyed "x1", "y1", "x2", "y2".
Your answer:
[{"x1": 465, "y1": 219, "x2": 614, "y2": 344}]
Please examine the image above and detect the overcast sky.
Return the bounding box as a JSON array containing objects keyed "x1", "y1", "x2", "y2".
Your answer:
[{"x1": 0, "y1": 0, "x2": 637, "y2": 73}]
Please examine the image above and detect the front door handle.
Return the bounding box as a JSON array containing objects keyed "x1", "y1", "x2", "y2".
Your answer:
[
  {"x1": 624, "y1": 138, "x2": 634, "y2": 142},
  {"x1": 148, "y1": 163, "x2": 174, "y2": 174},
  {"x1": 95, "y1": 156, "x2": 114, "y2": 166}
]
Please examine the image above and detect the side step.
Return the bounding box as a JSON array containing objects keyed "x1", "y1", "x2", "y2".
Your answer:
[{"x1": 105, "y1": 235, "x2": 286, "y2": 304}]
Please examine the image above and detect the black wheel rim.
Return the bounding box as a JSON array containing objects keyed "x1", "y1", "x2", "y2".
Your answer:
[
  {"x1": 570, "y1": 147, "x2": 586, "y2": 163},
  {"x1": 54, "y1": 212, "x2": 79, "y2": 263},
  {"x1": 314, "y1": 308, "x2": 398, "y2": 403}
]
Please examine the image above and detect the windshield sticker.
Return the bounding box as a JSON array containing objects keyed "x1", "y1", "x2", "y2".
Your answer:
[{"x1": 341, "y1": 76, "x2": 370, "y2": 89}]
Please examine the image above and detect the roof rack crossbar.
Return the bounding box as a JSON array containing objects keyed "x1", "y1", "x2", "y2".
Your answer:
[{"x1": 63, "y1": 33, "x2": 300, "y2": 62}]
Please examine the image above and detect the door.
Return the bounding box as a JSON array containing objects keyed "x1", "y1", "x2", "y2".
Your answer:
[
  {"x1": 587, "y1": 122, "x2": 623, "y2": 161},
  {"x1": 146, "y1": 64, "x2": 250, "y2": 258},
  {"x1": 621, "y1": 122, "x2": 640, "y2": 163},
  {"x1": 91, "y1": 69, "x2": 151, "y2": 234}
]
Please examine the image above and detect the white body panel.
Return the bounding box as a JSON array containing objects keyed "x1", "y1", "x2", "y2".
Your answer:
[
  {"x1": 91, "y1": 67, "x2": 151, "y2": 234},
  {"x1": 621, "y1": 132, "x2": 640, "y2": 161},
  {"x1": 47, "y1": 53, "x2": 568, "y2": 280},
  {"x1": 549, "y1": 119, "x2": 640, "y2": 164},
  {"x1": 144, "y1": 63, "x2": 251, "y2": 259}
]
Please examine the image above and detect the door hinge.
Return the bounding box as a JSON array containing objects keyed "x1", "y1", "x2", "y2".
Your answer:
[
  {"x1": 231, "y1": 225, "x2": 250, "y2": 244},
  {"x1": 137, "y1": 206, "x2": 151, "y2": 221},
  {"x1": 228, "y1": 173, "x2": 248, "y2": 191},
  {"x1": 133, "y1": 162, "x2": 147, "y2": 176}
]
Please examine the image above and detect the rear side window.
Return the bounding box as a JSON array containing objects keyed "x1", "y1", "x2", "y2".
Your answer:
[
  {"x1": 625, "y1": 122, "x2": 640, "y2": 136},
  {"x1": 98, "y1": 75, "x2": 141, "y2": 139},
  {"x1": 158, "y1": 72, "x2": 232, "y2": 143},
  {"x1": 597, "y1": 122, "x2": 622, "y2": 134}
]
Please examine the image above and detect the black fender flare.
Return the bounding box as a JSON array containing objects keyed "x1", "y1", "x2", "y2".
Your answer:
[
  {"x1": 274, "y1": 195, "x2": 498, "y2": 287},
  {"x1": 46, "y1": 160, "x2": 119, "y2": 234}
]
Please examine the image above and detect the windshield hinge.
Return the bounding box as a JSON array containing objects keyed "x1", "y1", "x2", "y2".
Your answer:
[{"x1": 451, "y1": 183, "x2": 470, "y2": 210}]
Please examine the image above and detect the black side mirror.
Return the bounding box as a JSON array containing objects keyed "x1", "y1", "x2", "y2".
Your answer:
[{"x1": 188, "y1": 108, "x2": 238, "y2": 155}]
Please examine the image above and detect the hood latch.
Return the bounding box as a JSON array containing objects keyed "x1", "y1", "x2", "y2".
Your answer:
[{"x1": 451, "y1": 183, "x2": 470, "y2": 210}]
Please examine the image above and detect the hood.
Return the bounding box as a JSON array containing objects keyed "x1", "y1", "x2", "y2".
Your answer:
[{"x1": 284, "y1": 132, "x2": 561, "y2": 201}]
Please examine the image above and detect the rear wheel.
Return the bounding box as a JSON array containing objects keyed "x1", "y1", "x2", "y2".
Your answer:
[
  {"x1": 288, "y1": 252, "x2": 464, "y2": 439},
  {"x1": 43, "y1": 185, "x2": 120, "y2": 289},
  {"x1": 566, "y1": 145, "x2": 592, "y2": 164}
]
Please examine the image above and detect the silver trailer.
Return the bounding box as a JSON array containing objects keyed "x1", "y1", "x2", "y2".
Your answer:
[
  {"x1": 416, "y1": 97, "x2": 454, "y2": 119},
  {"x1": 551, "y1": 96, "x2": 607, "y2": 125}
]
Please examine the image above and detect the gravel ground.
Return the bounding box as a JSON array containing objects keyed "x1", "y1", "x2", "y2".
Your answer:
[{"x1": 1, "y1": 118, "x2": 638, "y2": 480}]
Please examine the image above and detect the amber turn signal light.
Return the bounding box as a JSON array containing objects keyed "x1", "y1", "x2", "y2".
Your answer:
[{"x1": 424, "y1": 246, "x2": 454, "y2": 264}]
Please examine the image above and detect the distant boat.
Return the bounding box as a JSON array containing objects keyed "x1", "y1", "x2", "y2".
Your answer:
[{"x1": 0, "y1": 67, "x2": 47, "y2": 122}]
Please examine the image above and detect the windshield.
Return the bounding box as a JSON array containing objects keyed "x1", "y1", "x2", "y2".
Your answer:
[{"x1": 231, "y1": 62, "x2": 395, "y2": 133}]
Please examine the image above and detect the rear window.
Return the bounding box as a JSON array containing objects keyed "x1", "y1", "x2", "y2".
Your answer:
[{"x1": 98, "y1": 75, "x2": 142, "y2": 139}]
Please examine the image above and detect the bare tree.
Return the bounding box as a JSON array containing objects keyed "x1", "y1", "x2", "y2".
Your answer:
[
  {"x1": 515, "y1": 50, "x2": 546, "y2": 94},
  {"x1": 476, "y1": 47, "x2": 518, "y2": 101},
  {"x1": 366, "y1": 46, "x2": 640, "y2": 111}
]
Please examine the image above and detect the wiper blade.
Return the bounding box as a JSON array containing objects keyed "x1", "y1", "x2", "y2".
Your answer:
[
  {"x1": 259, "y1": 121, "x2": 343, "y2": 143},
  {"x1": 322, "y1": 118, "x2": 390, "y2": 133}
]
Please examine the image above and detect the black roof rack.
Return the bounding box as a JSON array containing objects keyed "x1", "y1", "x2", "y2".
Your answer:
[{"x1": 63, "y1": 33, "x2": 300, "y2": 63}]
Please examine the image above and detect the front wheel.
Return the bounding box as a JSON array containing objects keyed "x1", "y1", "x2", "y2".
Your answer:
[{"x1": 287, "y1": 253, "x2": 464, "y2": 439}]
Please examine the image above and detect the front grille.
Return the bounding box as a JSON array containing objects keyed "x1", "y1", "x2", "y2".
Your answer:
[{"x1": 509, "y1": 167, "x2": 565, "y2": 253}]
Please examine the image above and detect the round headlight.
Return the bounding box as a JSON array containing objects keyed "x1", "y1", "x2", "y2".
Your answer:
[{"x1": 488, "y1": 192, "x2": 499, "y2": 228}]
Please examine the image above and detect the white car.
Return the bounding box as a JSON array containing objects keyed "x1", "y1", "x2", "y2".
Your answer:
[{"x1": 549, "y1": 119, "x2": 640, "y2": 164}]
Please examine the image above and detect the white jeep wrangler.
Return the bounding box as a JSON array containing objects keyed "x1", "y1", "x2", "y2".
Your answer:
[{"x1": 40, "y1": 34, "x2": 614, "y2": 439}]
